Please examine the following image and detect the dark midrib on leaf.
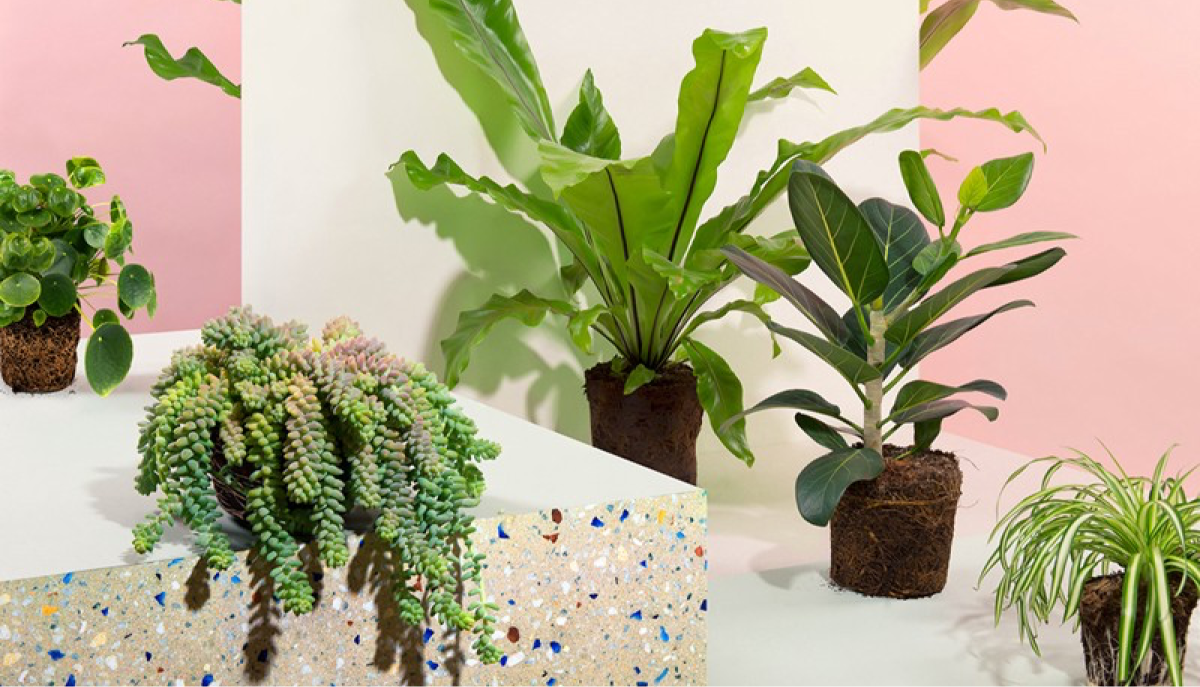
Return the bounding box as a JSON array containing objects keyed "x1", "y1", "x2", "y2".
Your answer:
[
  {"x1": 646, "y1": 51, "x2": 729, "y2": 364},
  {"x1": 452, "y1": 0, "x2": 554, "y2": 142},
  {"x1": 606, "y1": 168, "x2": 641, "y2": 360}
]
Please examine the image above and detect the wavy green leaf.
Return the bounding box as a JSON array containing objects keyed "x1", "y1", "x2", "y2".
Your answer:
[
  {"x1": 990, "y1": 0, "x2": 1076, "y2": 20},
  {"x1": 920, "y1": 0, "x2": 981, "y2": 69},
  {"x1": 561, "y1": 70, "x2": 621, "y2": 159},
  {"x1": 623, "y1": 364, "x2": 656, "y2": 395},
  {"x1": 794, "y1": 413, "x2": 849, "y2": 451},
  {"x1": 425, "y1": 0, "x2": 555, "y2": 140},
  {"x1": 440, "y1": 290, "x2": 573, "y2": 387},
  {"x1": 900, "y1": 299, "x2": 1034, "y2": 368},
  {"x1": 891, "y1": 398, "x2": 999, "y2": 425},
  {"x1": 748, "y1": 67, "x2": 835, "y2": 102},
  {"x1": 721, "y1": 388, "x2": 844, "y2": 433},
  {"x1": 768, "y1": 321, "x2": 881, "y2": 388},
  {"x1": 891, "y1": 379, "x2": 1006, "y2": 419},
  {"x1": 886, "y1": 265, "x2": 1016, "y2": 347},
  {"x1": 682, "y1": 338, "x2": 752, "y2": 465},
  {"x1": 795, "y1": 448, "x2": 884, "y2": 526},
  {"x1": 124, "y1": 35, "x2": 240, "y2": 98},
  {"x1": 965, "y1": 231, "x2": 1075, "y2": 258}
]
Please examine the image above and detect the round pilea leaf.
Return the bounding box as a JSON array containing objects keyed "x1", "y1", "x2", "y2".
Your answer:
[
  {"x1": 118, "y1": 264, "x2": 154, "y2": 309},
  {"x1": 92, "y1": 308, "x2": 120, "y2": 328},
  {"x1": 16, "y1": 209, "x2": 52, "y2": 228},
  {"x1": 47, "y1": 186, "x2": 80, "y2": 217},
  {"x1": 37, "y1": 273, "x2": 77, "y2": 317},
  {"x1": 0, "y1": 272, "x2": 41, "y2": 307},
  {"x1": 0, "y1": 303, "x2": 25, "y2": 327},
  {"x1": 32, "y1": 309, "x2": 47, "y2": 327},
  {"x1": 10, "y1": 185, "x2": 41, "y2": 213},
  {"x1": 85, "y1": 323, "x2": 133, "y2": 397},
  {"x1": 45, "y1": 239, "x2": 79, "y2": 279},
  {"x1": 82, "y1": 222, "x2": 109, "y2": 249},
  {"x1": 29, "y1": 173, "x2": 66, "y2": 190},
  {"x1": 66, "y1": 157, "x2": 105, "y2": 189}
]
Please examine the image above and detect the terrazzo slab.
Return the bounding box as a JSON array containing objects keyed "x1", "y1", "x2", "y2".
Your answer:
[{"x1": 0, "y1": 491, "x2": 707, "y2": 686}]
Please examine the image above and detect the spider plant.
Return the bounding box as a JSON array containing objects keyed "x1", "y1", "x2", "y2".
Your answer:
[
  {"x1": 391, "y1": 0, "x2": 1042, "y2": 463},
  {"x1": 984, "y1": 449, "x2": 1200, "y2": 686}
]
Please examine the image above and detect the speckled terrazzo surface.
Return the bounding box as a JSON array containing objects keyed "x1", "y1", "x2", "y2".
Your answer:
[{"x1": 0, "y1": 492, "x2": 706, "y2": 686}]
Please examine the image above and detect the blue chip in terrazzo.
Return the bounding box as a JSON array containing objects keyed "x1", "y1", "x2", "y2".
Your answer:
[
  {"x1": 231, "y1": 574, "x2": 242, "y2": 584},
  {"x1": 62, "y1": 572, "x2": 74, "y2": 584},
  {"x1": 630, "y1": 610, "x2": 642, "y2": 620},
  {"x1": 550, "y1": 641, "x2": 561, "y2": 653},
  {"x1": 655, "y1": 667, "x2": 669, "y2": 683},
  {"x1": 590, "y1": 517, "x2": 604, "y2": 528},
  {"x1": 500, "y1": 655, "x2": 508, "y2": 666},
  {"x1": 100, "y1": 607, "x2": 108, "y2": 616},
  {"x1": 700, "y1": 599, "x2": 707, "y2": 611},
  {"x1": 620, "y1": 509, "x2": 630, "y2": 521},
  {"x1": 201, "y1": 674, "x2": 214, "y2": 686},
  {"x1": 675, "y1": 531, "x2": 685, "y2": 539},
  {"x1": 48, "y1": 650, "x2": 64, "y2": 661},
  {"x1": 658, "y1": 626, "x2": 669, "y2": 642},
  {"x1": 498, "y1": 523, "x2": 510, "y2": 539},
  {"x1": 532, "y1": 639, "x2": 541, "y2": 649},
  {"x1": 547, "y1": 679, "x2": 557, "y2": 686},
  {"x1": 65, "y1": 676, "x2": 76, "y2": 687},
  {"x1": 168, "y1": 558, "x2": 184, "y2": 567},
  {"x1": 423, "y1": 628, "x2": 434, "y2": 643},
  {"x1": 154, "y1": 591, "x2": 166, "y2": 606},
  {"x1": 354, "y1": 634, "x2": 361, "y2": 645},
  {"x1": 145, "y1": 652, "x2": 152, "y2": 661},
  {"x1": 426, "y1": 660, "x2": 439, "y2": 670}
]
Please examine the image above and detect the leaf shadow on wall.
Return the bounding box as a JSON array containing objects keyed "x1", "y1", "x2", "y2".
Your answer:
[{"x1": 393, "y1": 0, "x2": 592, "y2": 440}]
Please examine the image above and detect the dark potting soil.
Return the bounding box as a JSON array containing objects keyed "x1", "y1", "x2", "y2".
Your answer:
[
  {"x1": 0, "y1": 309, "x2": 81, "y2": 393},
  {"x1": 583, "y1": 362, "x2": 703, "y2": 485},
  {"x1": 1080, "y1": 573, "x2": 1198, "y2": 686},
  {"x1": 829, "y1": 444, "x2": 962, "y2": 599}
]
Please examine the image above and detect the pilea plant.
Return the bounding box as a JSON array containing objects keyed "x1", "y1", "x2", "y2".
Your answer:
[
  {"x1": 393, "y1": 0, "x2": 1042, "y2": 481},
  {"x1": 0, "y1": 158, "x2": 157, "y2": 395},
  {"x1": 724, "y1": 151, "x2": 1071, "y2": 598},
  {"x1": 132, "y1": 308, "x2": 502, "y2": 663},
  {"x1": 985, "y1": 449, "x2": 1200, "y2": 686}
]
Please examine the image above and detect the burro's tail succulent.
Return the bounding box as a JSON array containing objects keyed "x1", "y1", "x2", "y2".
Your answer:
[{"x1": 132, "y1": 307, "x2": 502, "y2": 663}]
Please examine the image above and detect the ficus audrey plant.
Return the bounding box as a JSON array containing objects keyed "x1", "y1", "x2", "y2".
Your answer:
[
  {"x1": 0, "y1": 158, "x2": 157, "y2": 395},
  {"x1": 724, "y1": 149, "x2": 1072, "y2": 527},
  {"x1": 125, "y1": 0, "x2": 241, "y2": 98},
  {"x1": 392, "y1": 0, "x2": 1043, "y2": 470},
  {"x1": 984, "y1": 449, "x2": 1200, "y2": 686},
  {"x1": 920, "y1": 0, "x2": 1077, "y2": 69}
]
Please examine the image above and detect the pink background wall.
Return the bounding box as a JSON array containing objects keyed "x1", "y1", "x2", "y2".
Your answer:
[
  {"x1": 0, "y1": 0, "x2": 240, "y2": 333},
  {"x1": 921, "y1": 2, "x2": 1200, "y2": 467}
]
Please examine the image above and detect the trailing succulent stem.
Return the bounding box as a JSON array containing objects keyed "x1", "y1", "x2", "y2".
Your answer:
[{"x1": 133, "y1": 307, "x2": 502, "y2": 663}]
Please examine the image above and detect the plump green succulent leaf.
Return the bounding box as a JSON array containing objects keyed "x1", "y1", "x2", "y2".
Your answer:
[
  {"x1": 891, "y1": 398, "x2": 999, "y2": 425},
  {"x1": 124, "y1": 35, "x2": 241, "y2": 98},
  {"x1": 965, "y1": 231, "x2": 1075, "y2": 258},
  {"x1": 118, "y1": 263, "x2": 155, "y2": 310},
  {"x1": 0, "y1": 272, "x2": 40, "y2": 307},
  {"x1": 900, "y1": 299, "x2": 1034, "y2": 368},
  {"x1": 622, "y1": 364, "x2": 656, "y2": 395},
  {"x1": 85, "y1": 322, "x2": 133, "y2": 396},
  {"x1": 920, "y1": 0, "x2": 981, "y2": 69},
  {"x1": 898, "y1": 150, "x2": 945, "y2": 227},
  {"x1": 37, "y1": 273, "x2": 78, "y2": 317},
  {"x1": 768, "y1": 321, "x2": 881, "y2": 388},
  {"x1": 66, "y1": 157, "x2": 105, "y2": 189},
  {"x1": 891, "y1": 379, "x2": 1006, "y2": 418},
  {"x1": 795, "y1": 448, "x2": 884, "y2": 526},
  {"x1": 859, "y1": 198, "x2": 931, "y2": 312},
  {"x1": 440, "y1": 290, "x2": 573, "y2": 388},
  {"x1": 960, "y1": 153, "x2": 1035, "y2": 212},
  {"x1": 424, "y1": 0, "x2": 554, "y2": 140},
  {"x1": 561, "y1": 70, "x2": 621, "y2": 160},
  {"x1": 886, "y1": 265, "x2": 1016, "y2": 348},
  {"x1": 721, "y1": 388, "x2": 844, "y2": 433},
  {"x1": 682, "y1": 338, "x2": 752, "y2": 465},
  {"x1": 788, "y1": 162, "x2": 889, "y2": 308},
  {"x1": 794, "y1": 412, "x2": 850, "y2": 451},
  {"x1": 721, "y1": 245, "x2": 847, "y2": 344},
  {"x1": 748, "y1": 67, "x2": 835, "y2": 102}
]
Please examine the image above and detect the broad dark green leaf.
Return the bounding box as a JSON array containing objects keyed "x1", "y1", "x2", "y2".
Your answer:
[
  {"x1": 124, "y1": 35, "x2": 241, "y2": 98},
  {"x1": 891, "y1": 379, "x2": 1006, "y2": 418},
  {"x1": 898, "y1": 150, "x2": 945, "y2": 227},
  {"x1": 900, "y1": 299, "x2": 1034, "y2": 368},
  {"x1": 561, "y1": 70, "x2": 621, "y2": 159},
  {"x1": 795, "y1": 448, "x2": 884, "y2": 526},
  {"x1": 920, "y1": 0, "x2": 981, "y2": 69},
  {"x1": 118, "y1": 264, "x2": 155, "y2": 310},
  {"x1": 964, "y1": 231, "x2": 1075, "y2": 258},
  {"x1": 721, "y1": 388, "x2": 843, "y2": 433},
  {"x1": 795, "y1": 413, "x2": 849, "y2": 451},
  {"x1": 892, "y1": 398, "x2": 999, "y2": 425},
  {"x1": 859, "y1": 198, "x2": 931, "y2": 312},
  {"x1": 748, "y1": 67, "x2": 835, "y2": 102},
  {"x1": 721, "y1": 245, "x2": 847, "y2": 343},
  {"x1": 661, "y1": 28, "x2": 767, "y2": 262},
  {"x1": 788, "y1": 162, "x2": 889, "y2": 308},
  {"x1": 66, "y1": 157, "x2": 105, "y2": 189},
  {"x1": 986, "y1": 247, "x2": 1066, "y2": 288},
  {"x1": 693, "y1": 105, "x2": 1042, "y2": 256},
  {"x1": 960, "y1": 153, "x2": 1035, "y2": 212},
  {"x1": 37, "y1": 274, "x2": 77, "y2": 317},
  {"x1": 914, "y1": 419, "x2": 942, "y2": 451},
  {"x1": 682, "y1": 338, "x2": 753, "y2": 465},
  {"x1": 85, "y1": 323, "x2": 133, "y2": 397},
  {"x1": 440, "y1": 289, "x2": 574, "y2": 387},
  {"x1": 886, "y1": 265, "x2": 1015, "y2": 347},
  {"x1": 768, "y1": 321, "x2": 881, "y2": 387},
  {"x1": 623, "y1": 364, "x2": 656, "y2": 395},
  {"x1": 0, "y1": 272, "x2": 40, "y2": 307},
  {"x1": 426, "y1": 0, "x2": 554, "y2": 140},
  {"x1": 44, "y1": 240, "x2": 78, "y2": 279}
]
